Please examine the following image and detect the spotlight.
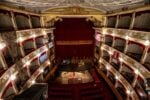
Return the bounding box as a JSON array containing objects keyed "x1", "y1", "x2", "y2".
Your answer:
[
  {"x1": 45, "y1": 48, "x2": 48, "y2": 51},
  {"x1": 119, "y1": 58, "x2": 123, "y2": 62},
  {"x1": 109, "y1": 51, "x2": 113, "y2": 55},
  {"x1": 37, "y1": 53, "x2": 41, "y2": 57},
  {"x1": 26, "y1": 61, "x2": 30, "y2": 66},
  {"x1": 112, "y1": 33, "x2": 115, "y2": 36},
  {"x1": 99, "y1": 59, "x2": 102, "y2": 63},
  {"x1": 145, "y1": 40, "x2": 149, "y2": 46},
  {"x1": 0, "y1": 42, "x2": 6, "y2": 50},
  {"x1": 10, "y1": 75, "x2": 16, "y2": 81},
  {"x1": 102, "y1": 29, "x2": 107, "y2": 35},
  {"x1": 39, "y1": 68, "x2": 44, "y2": 73},
  {"x1": 43, "y1": 31, "x2": 47, "y2": 35},
  {"x1": 32, "y1": 34, "x2": 36, "y2": 38},
  {"x1": 134, "y1": 69, "x2": 139, "y2": 75},
  {"x1": 31, "y1": 80, "x2": 35, "y2": 84},
  {"x1": 101, "y1": 47, "x2": 104, "y2": 50},
  {"x1": 126, "y1": 90, "x2": 131, "y2": 94},
  {"x1": 125, "y1": 36, "x2": 129, "y2": 40},
  {"x1": 106, "y1": 66, "x2": 110, "y2": 70},
  {"x1": 17, "y1": 37, "x2": 23, "y2": 43},
  {"x1": 47, "y1": 61, "x2": 51, "y2": 65},
  {"x1": 115, "y1": 76, "x2": 119, "y2": 80}
]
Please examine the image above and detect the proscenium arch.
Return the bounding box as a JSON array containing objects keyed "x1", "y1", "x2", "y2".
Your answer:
[
  {"x1": 42, "y1": 6, "x2": 106, "y2": 14},
  {"x1": 41, "y1": 6, "x2": 106, "y2": 28}
]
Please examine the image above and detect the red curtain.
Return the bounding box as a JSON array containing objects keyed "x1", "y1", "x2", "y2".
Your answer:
[{"x1": 54, "y1": 18, "x2": 95, "y2": 59}]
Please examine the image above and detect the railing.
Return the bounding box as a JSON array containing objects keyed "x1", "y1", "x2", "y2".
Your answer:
[
  {"x1": 102, "y1": 44, "x2": 150, "y2": 79},
  {"x1": 100, "y1": 58, "x2": 139, "y2": 100},
  {"x1": 0, "y1": 45, "x2": 50, "y2": 97}
]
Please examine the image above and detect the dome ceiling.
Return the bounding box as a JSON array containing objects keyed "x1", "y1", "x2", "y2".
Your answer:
[{"x1": 1, "y1": 0, "x2": 144, "y2": 13}]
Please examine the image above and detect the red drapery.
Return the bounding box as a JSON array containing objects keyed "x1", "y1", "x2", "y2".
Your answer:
[{"x1": 54, "y1": 18, "x2": 95, "y2": 59}]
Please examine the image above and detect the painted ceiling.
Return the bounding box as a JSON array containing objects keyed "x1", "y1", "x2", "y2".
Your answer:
[{"x1": 1, "y1": 0, "x2": 145, "y2": 13}]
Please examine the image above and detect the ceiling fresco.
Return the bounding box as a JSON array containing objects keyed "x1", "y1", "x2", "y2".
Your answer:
[{"x1": 1, "y1": 0, "x2": 144, "y2": 13}]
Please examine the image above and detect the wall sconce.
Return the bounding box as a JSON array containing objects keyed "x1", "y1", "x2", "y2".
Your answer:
[
  {"x1": 10, "y1": 74, "x2": 16, "y2": 81},
  {"x1": 0, "y1": 42, "x2": 6, "y2": 50}
]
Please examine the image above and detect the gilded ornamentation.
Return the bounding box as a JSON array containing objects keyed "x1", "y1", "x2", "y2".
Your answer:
[
  {"x1": 2, "y1": 0, "x2": 144, "y2": 12},
  {"x1": 60, "y1": 7, "x2": 89, "y2": 15}
]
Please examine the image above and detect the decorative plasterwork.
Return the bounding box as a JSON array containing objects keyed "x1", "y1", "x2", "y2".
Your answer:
[
  {"x1": 43, "y1": 6, "x2": 104, "y2": 15},
  {"x1": 1, "y1": 0, "x2": 144, "y2": 13}
]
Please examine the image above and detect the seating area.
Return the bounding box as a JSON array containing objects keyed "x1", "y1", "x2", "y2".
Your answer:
[
  {"x1": 134, "y1": 83, "x2": 148, "y2": 100},
  {"x1": 114, "y1": 46, "x2": 125, "y2": 52},
  {"x1": 126, "y1": 52, "x2": 142, "y2": 62},
  {"x1": 104, "y1": 35, "x2": 113, "y2": 46},
  {"x1": 24, "y1": 48, "x2": 35, "y2": 55},
  {"x1": 102, "y1": 50, "x2": 110, "y2": 61},
  {"x1": 121, "y1": 71, "x2": 134, "y2": 84},
  {"x1": 48, "y1": 82, "x2": 115, "y2": 100},
  {"x1": 110, "y1": 62, "x2": 120, "y2": 70},
  {"x1": 116, "y1": 86, "x2": 127, "y2": 99},
  {"x1": 3, "y1": 48, "x2": 14, "y2": 67},
  {"x1": 48, "y1": 69, "x2": 116, "y2": 100}
]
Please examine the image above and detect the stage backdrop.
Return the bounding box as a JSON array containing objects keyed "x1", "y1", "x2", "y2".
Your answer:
[{"x1": 54, "y1": 18, "x2": 95, "y2": 59}]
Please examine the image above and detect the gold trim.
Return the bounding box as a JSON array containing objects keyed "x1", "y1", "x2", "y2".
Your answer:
[{"x1": 56, "y1": 40, "x2": 93, "y2": 45}]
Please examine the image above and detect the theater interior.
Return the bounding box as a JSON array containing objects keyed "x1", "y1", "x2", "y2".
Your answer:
[{"x1": 0, "y1": 0, "x2": 150, "y2": 100}]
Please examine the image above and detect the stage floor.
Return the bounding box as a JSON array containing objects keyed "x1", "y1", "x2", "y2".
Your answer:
[{"x1": 56, "y1": 70, "x2": 93, "y2": 84}]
